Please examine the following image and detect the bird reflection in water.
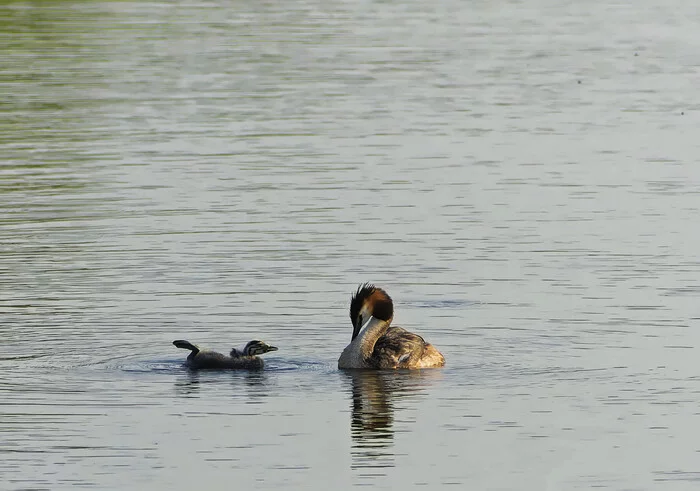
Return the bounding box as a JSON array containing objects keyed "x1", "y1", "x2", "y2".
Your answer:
[
  {"x1": 174, "y1": 369, "x2": 201, "y2": 397},
  {"x1": 239, "y1": 370, "x2": 272, "y2": 405},
  {"x1": 173, "y1": 369, "x2": 271, "y2": 402},
  {"x1": 345, "y1": 370, "x2": 441, "y2": 474}
]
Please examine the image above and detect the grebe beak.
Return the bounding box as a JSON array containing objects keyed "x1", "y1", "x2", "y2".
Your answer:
[{"x1": 351, "y1": 315, "x2": 363, "y2": 341}]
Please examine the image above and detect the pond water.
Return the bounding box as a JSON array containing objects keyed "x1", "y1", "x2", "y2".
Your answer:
[{"x1": 2, "y1": 0, "x2": 700, "y2": 489}]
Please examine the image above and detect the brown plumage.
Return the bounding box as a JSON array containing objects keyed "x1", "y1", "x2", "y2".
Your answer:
[
  {"x1": 338, "y1": 284, "x2": 445, "y2": 369},
  {"x1": 368, "y1": 326, "x2": 445, "y2": 369}
]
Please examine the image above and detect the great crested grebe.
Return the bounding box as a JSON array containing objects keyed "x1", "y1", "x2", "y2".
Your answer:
[
  {"x1": 173, "y1": 339, "x2": 278, "y2": 369},
  {"x1": 338, "y1": 284, "x2": 445, "y2": 369}
]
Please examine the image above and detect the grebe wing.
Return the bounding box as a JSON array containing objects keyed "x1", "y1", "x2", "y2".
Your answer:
[
  {"x1": 192, "y1": 351, "x2": 265, "y2": 369},
  {"x1": 189, "y1": 350, "x2": 230, "y2": 369},
  {"x1": 369, "y1": 326, "x2": 428, "y2": 369}
]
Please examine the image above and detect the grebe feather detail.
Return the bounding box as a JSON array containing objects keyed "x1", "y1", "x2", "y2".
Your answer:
[{"x1": 338, "y1": 284, "x2": 445, "y2": 369}]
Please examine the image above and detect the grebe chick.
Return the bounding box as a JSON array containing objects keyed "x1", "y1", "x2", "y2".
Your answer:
[
  {"x1": 173, "y1": 339, "x2": 278, "y2": 370},
  {"x1": 338, "y1": 284, "x2": 445, "y2": 369}
]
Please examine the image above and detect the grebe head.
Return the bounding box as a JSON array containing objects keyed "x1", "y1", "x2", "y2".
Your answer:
[
  {"x1": 349, "y1": 283, "x2": 394, "y2": 340},
  {"x1": 231, "y1": 340, "x2": 278, "y2": 357}
]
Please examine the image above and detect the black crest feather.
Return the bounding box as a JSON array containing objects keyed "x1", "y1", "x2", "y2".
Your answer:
[
  {"x1": 350, "y1": 283, "x2": 394, "y2": 327},
  {"x1": 350, "y1": 283, "x2": 375, "y2": 325}
]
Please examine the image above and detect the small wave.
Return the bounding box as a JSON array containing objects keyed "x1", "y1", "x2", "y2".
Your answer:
[{"x1": 411, "y1": 299, "x2": 479, "y2": 309}]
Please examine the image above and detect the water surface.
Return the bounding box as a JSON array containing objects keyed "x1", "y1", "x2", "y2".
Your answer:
[{"x1": 2, "y1": 0, "x2": 700, "y2": 489}]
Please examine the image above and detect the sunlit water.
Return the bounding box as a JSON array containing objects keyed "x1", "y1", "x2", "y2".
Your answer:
[{"x1": 2, "y1": 0, "x2": 700, "y2": 489}]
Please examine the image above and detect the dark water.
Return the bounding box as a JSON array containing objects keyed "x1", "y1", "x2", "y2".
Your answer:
[{"x1": 2, "y1": 0, "x2": 700, "y2": 489}]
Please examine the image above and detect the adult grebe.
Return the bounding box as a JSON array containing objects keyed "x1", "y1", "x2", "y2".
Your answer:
[
  {"x1": 173, "y1": 339, "x2": 278, "y2": 369},
  {"x1": 338, "y1": 284, "x2": 445, "y2": 369}
]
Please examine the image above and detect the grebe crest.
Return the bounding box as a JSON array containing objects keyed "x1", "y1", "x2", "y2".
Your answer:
[{"x1": 349, "y1": 283, "x2": 394, "y2": 341}]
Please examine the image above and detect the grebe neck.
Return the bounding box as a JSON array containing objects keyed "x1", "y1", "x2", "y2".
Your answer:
[{"x1": 339, "y1": 316, "x2": 390, "y2": 368}]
